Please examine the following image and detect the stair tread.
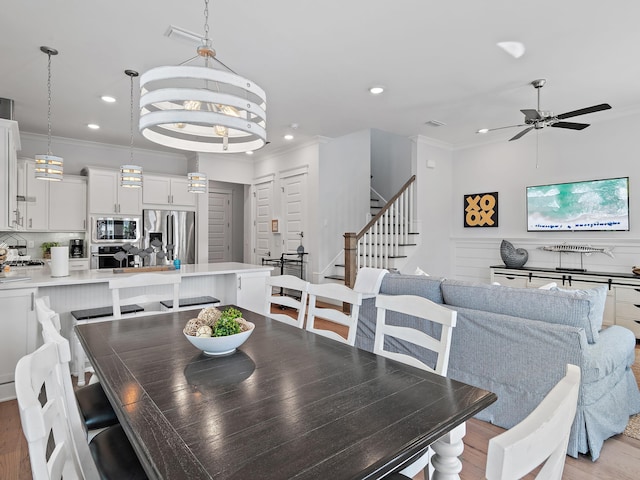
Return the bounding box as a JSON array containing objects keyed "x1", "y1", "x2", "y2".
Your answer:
[{"x1": 359, "y1": 254, "x2": 408, "y2": 259}]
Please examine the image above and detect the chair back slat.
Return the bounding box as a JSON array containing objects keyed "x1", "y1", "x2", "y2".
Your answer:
[
  {"x1": 306, "y1": 283, "x2": 362, "y2": 345},
  {"x1": 264, "y1": 275, "x2": 309, "y2": 328},
  {"x1": 374, "y1": 294, "x2": 457, "y2": 376},
  {"x1": 486, "y1": 364, "x2": 581, "y2": 480}
]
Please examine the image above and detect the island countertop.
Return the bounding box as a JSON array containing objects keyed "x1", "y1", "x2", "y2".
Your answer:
[{"x1": 0, "y1": 262, "x2": 272, "y2": 290}]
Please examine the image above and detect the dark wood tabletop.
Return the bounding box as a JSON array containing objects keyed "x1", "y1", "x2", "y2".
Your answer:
[{"x1": 75, "y1": 307, "x2": 496, "y2": 480}]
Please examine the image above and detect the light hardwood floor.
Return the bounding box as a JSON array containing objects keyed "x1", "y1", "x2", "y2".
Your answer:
[{"x1": 2, "y1": 303, "x2": 639, "y2": 479}]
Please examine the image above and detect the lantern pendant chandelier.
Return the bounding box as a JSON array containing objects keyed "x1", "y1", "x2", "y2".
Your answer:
[
  {"x1": 35, "y1": 46, "x2": 63, "y2": 181},
  {"x1": 121, "y1": 69, "x2": 143, "y2": 188},
  {"x1": 139, "y1": 0, "x2": 267, "y2": 153}
]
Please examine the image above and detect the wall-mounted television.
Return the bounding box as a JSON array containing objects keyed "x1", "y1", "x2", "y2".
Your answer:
[{"x1": 526, "y1": 177, "x2": 629, "y2": 232}]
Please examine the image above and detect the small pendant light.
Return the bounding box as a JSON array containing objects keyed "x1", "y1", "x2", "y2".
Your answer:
[
  {"x1": 120, "y1": 69, "x2": 142, "y2": 188},
  {"x1": 35, "y1": 46, "x2": 63, "y2": 181},
  {"x1": 187, "y1": 172, "x2": 208, "y2": 193}
]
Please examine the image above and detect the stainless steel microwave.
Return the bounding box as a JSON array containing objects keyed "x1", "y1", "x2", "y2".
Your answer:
[{"x1": 92, "y1": 216, "x2": 141, "y2": 243}]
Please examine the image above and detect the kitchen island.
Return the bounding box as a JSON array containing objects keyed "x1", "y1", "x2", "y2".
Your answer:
[{"x1": 0, "y1": 262, "x2": 272, "y2": 401}]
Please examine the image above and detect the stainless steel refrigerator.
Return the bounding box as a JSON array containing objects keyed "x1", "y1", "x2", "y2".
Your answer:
[{"x1": 142, "y1": 209, "x2": 196, "y2": 265}]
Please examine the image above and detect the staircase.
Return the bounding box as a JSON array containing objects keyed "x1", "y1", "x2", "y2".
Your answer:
[{"x1": 325, "y1": 175, "x2": 418, "y2": 286}]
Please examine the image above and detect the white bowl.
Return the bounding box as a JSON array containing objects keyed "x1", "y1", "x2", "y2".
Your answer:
[{"x1": 183, "y1": 322, "x2": 255, "y2": 356}]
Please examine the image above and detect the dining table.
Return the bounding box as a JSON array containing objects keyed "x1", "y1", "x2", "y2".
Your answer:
[{"x1": 75, "y1": 306, "x2": 497, "y2": 479}]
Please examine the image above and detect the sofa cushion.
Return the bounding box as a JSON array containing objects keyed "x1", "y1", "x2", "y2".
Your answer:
[
  {"x1": 441, "y1": 280, "x2": 606, "y2": 343},
  {"x1": 379, "y1": 273, "x2": 444, "y2": 303}
]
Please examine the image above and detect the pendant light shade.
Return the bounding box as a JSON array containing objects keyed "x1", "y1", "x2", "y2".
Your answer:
[
  {"x1": 120, "y1": 164, "x2": 143, "y2": 188},
  {"x1": 34, "y1": 154, "x2": 63, "y2": 181},
  {"x1": 139, "y1": 0, "x2": 266, "y2": 153},
  {"x1": 187, "y1": 172, "x2": 207, "y2": 193},
  {"x1": 35, "y1": 46, "x2": 63, "y2": 181},
  {"x1": 121, "y1": 69, "x2": 143, "y2": 188}
]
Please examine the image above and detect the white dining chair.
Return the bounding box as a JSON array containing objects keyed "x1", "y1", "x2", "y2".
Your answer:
[
  {"x1": 486, "y1": 363, "x2": 581, "y2": 480},
  {"x1": 15, "y1": 340, "x2": 86, "y2": 479},
  {"x1": 306, "y1": 282, "x2": 363, "y2": 345},
  {"x1": 264, "y1": 274, "x2": 309, "y2": 328},
  {"x1": 19, "y1": 324, "x2": 148, "y2": 480},
  {"x1": 38, "y1": 308, "x2": 117, "y2": 441},
  {"x1": 374, "y1": 294, "x2": 458, "y2": 478},
  {"x1": 109, "y1": 272, "x2": 182, "y2": 319}
]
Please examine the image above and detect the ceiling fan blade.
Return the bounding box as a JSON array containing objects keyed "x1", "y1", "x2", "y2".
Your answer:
[
  {"x1": 509, "y1": 126, "x2": 534, "y2": 141},
  {"x1": 521, "y1": 109, "x2": 541, "y2": 121},
  {"x1": 485, "y1": 123, "x2": 527, "y2": 132},
  {"x1": 556, "y1": 103, "x2": 611, "y2": 120},
  {"x1": 550, "y1": 121, "x2": 590, "y2": 130}
]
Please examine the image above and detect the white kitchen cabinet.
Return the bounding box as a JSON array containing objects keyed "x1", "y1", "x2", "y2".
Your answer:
[
  {"x1": 143, "y1": 174, "x2": 196, "y2": 208},
  {"x1": 0, "y1": 119, "x2": 20, "y2": 230},
  {"x1": 86, "y1": 167, "x2": 141, "y2": 215},
  {"x1": 16, "y1": 160, "x2": 87, "y2": 232},
  {"x1": 234, "y1": 271, "x2": 269, "y2": 314},
  {"x1": 24, "y1": 160, "x2": 49, "y2": 230},
  {"x1": 0, "y1": 288, "x2": 37, "y2": 401},
  {"x1": 49, "y1": 175, "x2": 87, "y2": 231},
  {"x1": 68, "y1": 258, "x2": 90, "y2": 271}
]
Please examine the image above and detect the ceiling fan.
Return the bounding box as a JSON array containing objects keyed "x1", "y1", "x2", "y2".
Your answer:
[{"x1": 481, "y1": 79, "x2": 612, "y2": 141}]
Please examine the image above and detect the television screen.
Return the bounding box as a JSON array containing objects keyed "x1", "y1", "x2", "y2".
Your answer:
[{"x1": 526, "y1": 177, "x2": 629, "y2": 231}]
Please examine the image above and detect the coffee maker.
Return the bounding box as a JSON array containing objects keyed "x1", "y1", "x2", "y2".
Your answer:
[{"x1": 69, "y1": 239, "x2": 84, "y2": 258}]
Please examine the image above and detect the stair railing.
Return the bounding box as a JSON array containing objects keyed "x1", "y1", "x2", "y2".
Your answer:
[{"x1": 344, "y1": 175, "x2": 416, "y2": 287}]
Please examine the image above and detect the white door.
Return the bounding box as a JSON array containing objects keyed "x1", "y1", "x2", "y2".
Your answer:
[
  {"x1": 254, "y1": 180, "x2": 273, "y2": 264},
  {"x1": 208, "y1": 191, "x2": 232, "y2": 262},
  {"x1": 282, "y1": 173, "x2": 307, "y2": 255}
]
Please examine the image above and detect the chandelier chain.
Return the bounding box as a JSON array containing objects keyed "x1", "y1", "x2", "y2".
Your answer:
[
  {"x1": 130, "y1": 73, "x2": 134, "y2": 162},
  {"x1": 203, "y1": 0, "x2": 210, "y2": 43},
  {"x1": 46, "y1": 51, "x2": 53, "y2": 155}
]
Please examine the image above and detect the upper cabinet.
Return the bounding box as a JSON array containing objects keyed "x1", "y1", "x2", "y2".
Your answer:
[
  {"x1": 0, "y1": 119, "x2": 20, "y2": 230},
  {"x1": 49, "y1": 175, "x2": 87, "y2": 231},
  {"x1": 142, "y1": 174, "x2": 196, "y2": 208},
  {"x1": 86, "y1": 167, "x2": 141, "y2": 216},
  {"x1": 16, "y1": 159, "x2": 87, "y2": 232}
]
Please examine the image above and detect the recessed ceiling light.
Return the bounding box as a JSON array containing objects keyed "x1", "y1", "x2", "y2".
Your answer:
[
  {"x1": 476, "y1": 128, "x2": 489, "y2": 134},
  {"x1": 246, "y1": 150, "x2": 254, "y2": 155},
  {"x1": 496, "y1": 41, "x2": 526, "y2": 59},
  {"x1": 101, "y1": 95, "x2": 116, "y2": 103},
  {"x1": 369, "y1": 86, "x2": 384, "y2": 95},
  {"x1": 87, "y1": 124, "x2": 100, "y2": 130},
  {"x1": 284, "y1": 134, "x2": 294, "y2": 141}
]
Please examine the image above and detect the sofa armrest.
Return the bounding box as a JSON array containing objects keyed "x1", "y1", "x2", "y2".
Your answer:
[{"x1": 581, "y1": 325, "x2": 637, "y2": 384}]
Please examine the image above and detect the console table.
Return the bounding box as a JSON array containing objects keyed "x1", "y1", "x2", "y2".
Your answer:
[{"x1": 490, "y1": 265, "x2": 640, "y2": 339}]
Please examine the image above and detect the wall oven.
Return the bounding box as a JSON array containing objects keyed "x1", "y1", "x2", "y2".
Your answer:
[
  {"x1": 90, "y1": 245, "x2": 136, "y2": 270},
  {"x1": 92, "y1": 216, "x2": 140, "y2": 243}
]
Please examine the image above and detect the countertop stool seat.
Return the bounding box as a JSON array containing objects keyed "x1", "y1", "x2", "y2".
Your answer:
[{"x1": 160, "y1": 295, "x2": 220, "y2": 311}]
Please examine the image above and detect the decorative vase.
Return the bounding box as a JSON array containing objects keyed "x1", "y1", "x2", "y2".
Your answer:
[{"x1": 500, "y1": 240, "x2": 528, "y2": 268}]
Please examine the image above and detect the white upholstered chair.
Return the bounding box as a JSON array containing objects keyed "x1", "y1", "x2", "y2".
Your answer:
[
  {"x1": 306, "y1": 283, "x2": 362, "y2": 345},
  {"x1": 374, "y1": 294, "x2": 457, "y2": 478},
  {"x1": 109, "y1": 272, "x2": 181, "y2": 319},
  {"x1": 485, "y1": 363, "x2": 581, "y2": 480},
  {"x1": 264, "y1": 275, "x2": 309, "y2": 328}
]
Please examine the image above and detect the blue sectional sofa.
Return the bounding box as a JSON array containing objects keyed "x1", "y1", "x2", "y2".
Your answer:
[{"x1": 355, "y1": 274, "x2": 640, "y2": 460}]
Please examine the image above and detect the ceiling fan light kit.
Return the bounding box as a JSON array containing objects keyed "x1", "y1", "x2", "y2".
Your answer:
[
  {"x1": 139, "y1": 0, "x2": 267, "y2": 153},
  {"x1": 480, "y1": 78, "x2": 611, "y2": 142}
]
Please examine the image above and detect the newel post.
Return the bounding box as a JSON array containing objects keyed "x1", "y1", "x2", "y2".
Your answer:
[{"x1": 344, "y1": 232, "x2": 357, "y2": 288}]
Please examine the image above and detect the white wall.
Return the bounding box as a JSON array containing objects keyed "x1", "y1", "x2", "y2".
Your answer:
[
  {"x1": 197, "y1": 152, "x2": 255, "y2": 185},
  {"x1": 371, "y1": 128, "x2": 412, "y2": 201},
  {"x1": 318, "y1": 130, "x2": 371, "y2": 279},
  {"x1": 406, "y1": 136, "x2": 454, "y2": 278},
  {"x1": 448, "y1": 112, "x2": 640, "y2": 280}
]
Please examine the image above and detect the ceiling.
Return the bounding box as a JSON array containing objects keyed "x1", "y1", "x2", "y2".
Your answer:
[{"x1": 2, "y1": 0, "x2": 640, "y2": 160}]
